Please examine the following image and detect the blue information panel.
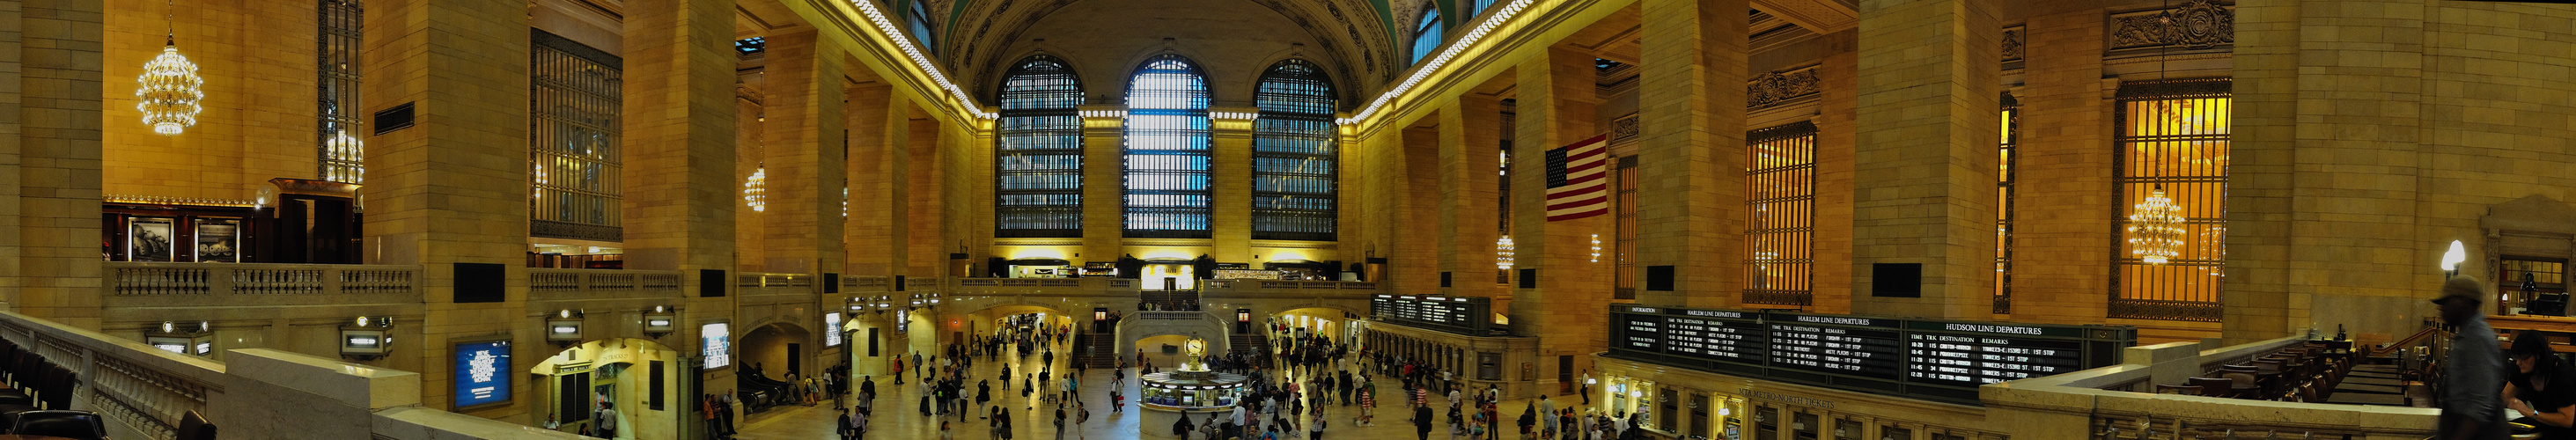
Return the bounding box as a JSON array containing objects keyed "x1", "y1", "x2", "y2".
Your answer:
[{"x1": 453, "y1": 341, "x2": 512, "y2": 408}]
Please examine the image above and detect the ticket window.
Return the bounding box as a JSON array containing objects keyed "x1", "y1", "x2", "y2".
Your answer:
[
  {"x1": 1689, "y1": 393, "x2": 1711, "y2": 439},
  {"x1": 1657, "y1": 387, "x2": 1677, "y2": 433},
  {"x1": 1608, "y1": 379, "x2": 1630, "y2": 415},
  {"x1": 1880, "y1": 425, "x2": 1912, "y2": 440},
  {"x1": 1834, "y1": 419, "x2": 1864, "y2": 440},
  {"x1": 1792, "y1": 412, "x2": 1819, "y2": 440},
  {"x1": 1755, "y1": 407, "x2": 1778, "y2": 440},
  {"x1": 1630, "y1": 381, "x2": 1654, "y2": 428}
]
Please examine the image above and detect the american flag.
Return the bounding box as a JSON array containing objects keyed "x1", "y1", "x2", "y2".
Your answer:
[{"x1": 1543, "y1": 134, "x2": 1610, "y2": 221}]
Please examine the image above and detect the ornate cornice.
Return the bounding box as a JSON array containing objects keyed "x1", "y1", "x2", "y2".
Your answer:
[
  {"x1": 1748, "y1": 67, "x2": 1822, "y2": 111},
  {"x1": 2109, "y1": 0, "x2": 2234, "y2": 51}
]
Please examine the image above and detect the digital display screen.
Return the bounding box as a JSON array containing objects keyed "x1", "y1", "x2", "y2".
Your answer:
[
  {"x1": 152, "y1": 343, "x2": 187, "y2": 355},
  {"x1": 824, "y1": 312, "x2": 843, "y2": 347},
  {"x1": 702, "y1": 323, "x2": 732, "y2": 370},
  {"x1": 453, "y1": 341, "x2": 512, "y2": 407},
  {"x1": 1606, "y1": 306, "x2": 2131, "y2": 405},
  {"x1": 1370, "y1": 295, "x2": 1491, "y2": 335},
  {"x1": 347, "y1": 336, "x2": 379, "y2": 348}
]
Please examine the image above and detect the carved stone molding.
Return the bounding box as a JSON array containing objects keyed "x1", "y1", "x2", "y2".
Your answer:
[
  {"x1": 2109, "y1": 0, "x2": 2234, "y2": 51},
  {"x1": 1748, "y1": 67, "x2": 1822, "y2": 111},
  {"x1": 2001, "y1": 26, "x2": 2026, "y2": 62},
  {"x1": 1609, "y1": 114, "x2": 1640, "y2": 146}
]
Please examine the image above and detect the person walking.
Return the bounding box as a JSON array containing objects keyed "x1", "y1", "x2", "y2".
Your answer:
[
  {"x1": 2438, "y1": 275, "x2": 2510, "y2": 440},
  {"x1": 1412, "y1": 403, "x2": 1435, "y2": 440},
  {"x1": 1054, "y1": 407, "x2": 1069, "y2": 440},
  {"x1": 1308, "y1": 410, "x2": 1328, "y2": 440}
]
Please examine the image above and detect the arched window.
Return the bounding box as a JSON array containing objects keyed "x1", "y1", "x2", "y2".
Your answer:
[
  {"x1": 995, "y1": 55, "x2": 1084, "y2": 238},
  {"x1": 1410, "y1": 4, "x2": 1444, "y2": 65},
  {"x1": 1465, "y1": 0, "x2": 1496, "y2": 18},
  {"x1": 1122, "y1": 55, "x2": 1212, "y2": 238},
  {"x1": 1252, "y1": 59, "x2": 1337, "y2": 241},
  {"x1": 907, "y1": 0, "x2": 937, "y2": 55}
]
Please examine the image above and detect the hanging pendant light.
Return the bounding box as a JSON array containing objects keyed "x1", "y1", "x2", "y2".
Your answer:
[
  {"x1": 2127, "y1": 184, "x2": 2186, "y2": 264},
  {"x1": 137, "y1": 0, "x2": 202, "y2": 136},
  {"x1": 1496, "y1": 236, "x2": 1515, "y2": 270}
]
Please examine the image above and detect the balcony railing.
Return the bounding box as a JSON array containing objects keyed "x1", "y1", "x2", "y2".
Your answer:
[
  {"x1": 737, "y1": 272, "x2": 813, "y2": 296},
  {"x1": 107, "y1": 262, "x2": 420, "y2": 297},
  {"x1": 526, "y1": 268, "x2": 686, "y2": 301}
]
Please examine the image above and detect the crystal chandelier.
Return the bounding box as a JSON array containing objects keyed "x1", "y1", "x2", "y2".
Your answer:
[
  {"x1": 743, "y1": 166, "x2": 767, "y2": 212},
  {"x1": 137, "y1": 1, "x2": 202, "y2": 136},
  {"x1": 2126, "y1": 184, "x2": 2186, "y2": 264},
  {"x1": 1497, "y1": 236, "x2": 1515, "y2": 270},
  {"x1": 327, "y1": 131, "x2": 363, "y2": 182},
  {"x1": 1589, "y1": 234, "x2": 1601, "y2": 263}
]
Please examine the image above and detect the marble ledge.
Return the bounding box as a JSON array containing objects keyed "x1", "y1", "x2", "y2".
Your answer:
[{"x1": 226, "y1": 348, "x2": 423, "y2": 411}]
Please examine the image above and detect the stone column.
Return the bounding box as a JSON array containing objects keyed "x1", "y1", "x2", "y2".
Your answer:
[
  {"x1": 2009, "y1": 10, "x2": 2112, "y2": 326},
  {"x1": 1211, "y1": 107, "x2": 1256, "y2": 262},
  {"x1": 757, "y1": 30, "x2": 848, "y2": 276},
  {"x1": 1439, "y1": 97, "x2": 1503, "y2": 297},
  {"x1": 1511, "y1": 46, "x2": 1608, "y2": 371},
  {"x1": 620, "y1": 0, "x2": 737, "y2": 273},
  {"x1": 846, "y1": 84, "x2": 894, "y2": 275},
  {"x1": 360, "y1": 0, "x2": 540, "y2": 414},
  {"x1": 6, "y1": 0, "x2": 107, "y2": 325},
  {"x1": 1847, "y1": 0, "x2": 2001, "y2": 319},
  {"x1": 1392, "y1": 125, "x2": 1439, "y2": 293},
  {"x1": 1079, "y1": 105, "x2": 1123, "y2": 266},
  {"x1": 902, "y1": 110, "x2": 946, "y2": 277},
  {"x1": 1632, "y1": 0, "x2": 1750, "y2": 309}
]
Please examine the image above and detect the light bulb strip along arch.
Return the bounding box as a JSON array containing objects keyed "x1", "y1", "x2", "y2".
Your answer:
[{"x1": 845, "y1": 0, "x2": 997, "y2": 120}]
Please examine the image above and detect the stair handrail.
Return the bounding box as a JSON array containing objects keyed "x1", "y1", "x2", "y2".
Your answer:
[{"x1": 2369, "y1": 325, "x2": 2443, "y2": 358}]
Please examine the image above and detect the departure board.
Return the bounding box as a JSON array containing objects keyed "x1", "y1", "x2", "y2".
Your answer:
[
  {"x1": 1605, "y1": 305, "x2": 2132, "y2": 406},
  {"x1": 1371, "y1": 295, "x2": 1490, "y2": 335}
]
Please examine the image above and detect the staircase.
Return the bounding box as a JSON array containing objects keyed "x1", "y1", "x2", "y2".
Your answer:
[
  {"x1": 1076, "y1": 333, "x2": 1119, "y2": 369},
  {"x1": 1230, "y1": 333, "x2": 1272, "y2": 362}
]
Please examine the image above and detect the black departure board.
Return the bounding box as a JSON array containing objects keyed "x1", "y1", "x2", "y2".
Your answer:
[
  {"x1": 1371, "y1": 295, "x2": 1490, "y2": 335},
  {"x1": 1606, "y1": 305, "x2": 2133, "y2": 406}
]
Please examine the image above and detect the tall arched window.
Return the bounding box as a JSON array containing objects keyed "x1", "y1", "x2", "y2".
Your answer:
[
  {"x1": 907, "y1": 0, "x2": 937, "y2": 55},
  {"x1": 1465, "y1": 0, "x2": 1496, "y2": 18},
  {"x1": 1252, "y1": 59, "x2": 1337, "y2": 241},
  {"x1": 995, "y1": 55, "x2": 1084, "y2": 238},
  {"x1": 1123, "y1": 55, "x2": 1212, "y2": 238},
  {"x1": 1410, "y1": 4, "x2": 1444, "y2": 65}
]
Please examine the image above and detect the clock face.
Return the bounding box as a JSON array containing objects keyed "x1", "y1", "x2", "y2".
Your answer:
[{"x1": 1185, "y1": 340, "x2": 1206, "y2": 357}]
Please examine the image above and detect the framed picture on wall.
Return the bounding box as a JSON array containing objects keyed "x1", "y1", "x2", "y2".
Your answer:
[
  {"x1": 1521, "y1": 362, "x2": 1535, "y2": 381},
  {"x1": 129, "y1": 216, "x2": 176, "y2": 262},
  {"x1": 193, "y1": 217, "x2": 241, "y2": 262}
]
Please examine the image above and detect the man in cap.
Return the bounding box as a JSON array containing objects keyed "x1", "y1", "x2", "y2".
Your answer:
[{"x1": 2437, "y1": 275, "x2": 2509, "y2": 440}]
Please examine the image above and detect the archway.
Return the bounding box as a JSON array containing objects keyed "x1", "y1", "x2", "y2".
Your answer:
[
  {"x1": 528, "y1": 338, "x2": 685, "y2": 439},
  {"x1": 739, "y1": 322, "x2": 813, "y2": 383}
]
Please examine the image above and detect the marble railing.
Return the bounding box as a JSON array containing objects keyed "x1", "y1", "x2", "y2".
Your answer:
[
  {"x1": 0, "y1": 311, "x2": 589, "y2": 439},
  {"x1": 525, "y1": 268, "x2": 685, "y2": 300},
  {"x1": 736, "y1": 272, "x2": 813, "y2": 296},
  {"x1": 949, "y1": 277, "x2": 1137, "y2": 297},
  {"x1": 1980, "y1": 336, "x2": 2437, "y2": 440},
  {"x1": 842, "y1": 275, "x2": 892, "y2": 290},
  {"x1": 1200, "y1": 279, "x2": 1379, "y2": 298},
  {"x1": 108, "y1": 262, "x2": 419, "y2": 297}
]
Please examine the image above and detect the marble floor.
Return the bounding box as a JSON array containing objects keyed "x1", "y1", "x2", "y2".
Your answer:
[{"x1": 730, "y1": 340, "x2": 1614, "y2": 440}]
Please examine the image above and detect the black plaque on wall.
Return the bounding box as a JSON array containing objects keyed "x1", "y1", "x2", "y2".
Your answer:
[
  {"x1": 894, "y1": 275, "x2": 907, "y2": 291},
  {"x1": 453, "y1": 262, "x2": 504, "y2": 303},
  {"x1": 1518, "y1": 268, "x2": 1536, "y2": 289},
  {"x1": 824, "y1": 273, "x2": 841, "y2": 294},
  {"x1": 1440, "y1": 272, "x2": 1453, "y2": 288},
  {"x1": 372, "y1": 102, "x2": 415, "y2": 135},
  {"x1": 699, "y1": 269, "x2": 727, "y2": 297},
  {"x1": 1646, "y1": 266, "x2": 1674, "y2": 291},
  {"x1": 1872, "y1": 263, "x2": 1922, "y2": 297}
]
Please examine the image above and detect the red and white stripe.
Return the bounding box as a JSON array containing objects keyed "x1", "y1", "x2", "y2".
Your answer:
[{"x1": 1545, "y1": 135, "x2": 1610, "y2": 221}]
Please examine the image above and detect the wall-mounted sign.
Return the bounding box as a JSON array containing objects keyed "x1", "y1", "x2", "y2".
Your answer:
[
  {"x1": 453, "y1": 341, "x2": 511, "y2": 408},
  {"x1": 1608, "y1": 306, "x2": 2131, "y2": 405},
  {"x1": 824, "y1": 312, "x2": 843, "y2": 347},
  {"x1": 702, "y1": 323, "x2": 732, "y2": 370}
]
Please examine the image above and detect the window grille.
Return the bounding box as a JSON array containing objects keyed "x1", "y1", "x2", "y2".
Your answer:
[
  {"x1": 1123, "y1": 55, "x2": 1212, "y2": 238},
  {"x1": 1616, "y1": 156, "x2": 1638, "y2": 299},
  {"x1": 317, "y1": 0, "x2": 364, "y2": 183},
  {"x1": 1997, "y1": 93, "x2": 2018, "y2": 314},
  {"x1": 735, "y1": 37, "x2": 765, "y2": 55},
  {"x1": 908, "y1": 1, "x2": 936, "y2": 55},
  {"x1": 1745, "y1": 122, "x2": 1816, "y2": 306},
  {"x1": 996, "y1": 55, "x2": 1084, "y2": 238},
  {"x1": 528, "y1": 31, "x2": 624, "y2": 242},
  {"x1": 1252, "y1": 59, "x2": 1337, "y2": 241},
  {"x1": 2109, "y1": 78, "x2": 2231, "y2": 322},
  {"x1": 1410, "y1": 4, "x2": 1443, "y2": 65}
]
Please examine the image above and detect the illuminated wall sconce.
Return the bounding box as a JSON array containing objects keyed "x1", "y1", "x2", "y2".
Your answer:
[
  {"x1": 1237, "y1": 309, "x2": 1251, "y2": 323},
  {"x1": 546, "y1": 310, "x2": 585, "y2": 346},
  {"x1": 145, "y1": 321, "x2": 214, "y2": 356},
  {"x1": 643, "y1": 305, "x2": 678, "y2": 338},
  {"x1": 340, "y1": 316, "x2": 393, "y2": 361}
]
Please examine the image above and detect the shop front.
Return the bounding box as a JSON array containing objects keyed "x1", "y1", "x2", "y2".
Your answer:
[{"x1": 530, "y1": 338, "x2": 687, "y2": 439}]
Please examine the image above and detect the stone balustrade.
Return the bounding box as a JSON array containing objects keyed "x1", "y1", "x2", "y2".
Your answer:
[
  {"x1": 1200, "y1": 279, "x2": 1379, "y2": 298},
  {"x1": 736, "y1": 272, "x2": 813, "y2": 296},
  {"x1": 0, "y1": 311, "x2": 589, "y2": 440},
  {"x1": 107, "y1": 262, "x2": 420, "y2": 297},
  {"x1": 1980, "y1": 335, "x2": 2436, "y2": 440},
  {"x1": 525, "y1": 268, "x2": 687, "y2": 301}
]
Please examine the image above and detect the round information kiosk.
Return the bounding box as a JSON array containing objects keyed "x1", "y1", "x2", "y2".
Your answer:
[{"x1": 1138, "y1": 336, "x2": 1248, "y2": 438}]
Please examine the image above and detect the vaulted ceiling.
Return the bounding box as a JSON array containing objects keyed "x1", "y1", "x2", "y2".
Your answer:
[{"x1": 927, "y1": 0, "x2": 1399, "y2": 102}]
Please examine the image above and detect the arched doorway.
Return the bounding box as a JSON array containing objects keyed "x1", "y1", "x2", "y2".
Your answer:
[
  {"x1": 529, "y1": 338, "x2": 685, "y2": 439},
  {"x1": 739, "y1": 322, "x2": 813, "y2": 383}
]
